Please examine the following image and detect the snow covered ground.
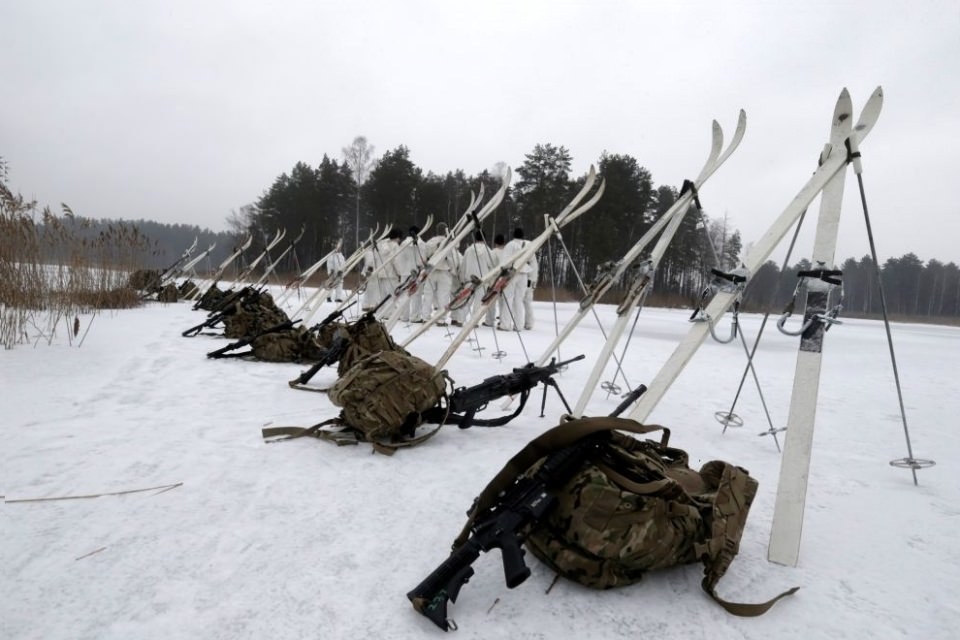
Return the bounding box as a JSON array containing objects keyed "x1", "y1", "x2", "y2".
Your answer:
[{"x1": 2, "y1": 290, "x2": 957, "y2": 640}]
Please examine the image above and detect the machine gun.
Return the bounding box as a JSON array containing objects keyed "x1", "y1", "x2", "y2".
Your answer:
[{"x1": 434, "y1": 354, "x2": 585, "y2": 429}]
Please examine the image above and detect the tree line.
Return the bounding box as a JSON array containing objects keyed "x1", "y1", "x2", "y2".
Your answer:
[
  {"x1": 742, "y1": 254, "x2": 960, "y2": 321},
  {"x1": 235, "y1": 137, "x2": 744, "y2": 305},
  {"x1": 6, "y1": 148, "x2": 958, "y2": 323}
]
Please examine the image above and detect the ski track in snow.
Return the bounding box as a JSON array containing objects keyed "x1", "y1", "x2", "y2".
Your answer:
[{"x1": 1, "y1": 289, "x2": 958, "y2": 639}]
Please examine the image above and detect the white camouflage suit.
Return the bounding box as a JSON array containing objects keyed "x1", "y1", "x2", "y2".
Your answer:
[
  {"x1": 325, "y1": 248, "x2": 346, "y2": 302},
  {"x1": 393, "y1": 235, "x2": 420, "y2": 322},
  {"x1": 362, "y1": 239, "x2": 396, "y2": 313},
  {"x1": 459, "y1": 236, "x2": 496, "y2": 326},
  {"x1": 491, "y1": 241, "x2": 506, "y2": 326},
  {"x1": 523, "y1": 251, "x2": 539, "y2": 329},
  {"x1": 498, "y1": 233, "x2": 535, "y2": 331},
  {"x1": 420, "y1": 227, "x2": 457, "y2": 324}
]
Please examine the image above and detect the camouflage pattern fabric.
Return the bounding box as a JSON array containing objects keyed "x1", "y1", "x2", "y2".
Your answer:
[
  {"x1": 329, "y1": 350, "x2": 446, "y2": 446},
  {"x1": 250, "y1": 326, "x2": 330, "y2": 363},
  {"x1": 128, "y1": 269, "x2": 162, "y2": 294},
  {"x1": 511, "y1": 420, "x2": 797, "y2": 615},
  {"x1": 196, "y1": 284, "x2": 225, "y2": 311},
  {"x1": 178, "y1": 280, "x2": 199, "y2": 298},
  {"x1": 315, "y1": 321, "x2": 347, "y2": 350},
  {"x1": 157, "y1": 283, "x2": 179, "y2": 302},
  {"x1": 336, "y1": 316, "x2": 408, "y2": 376},
  {"x1": 222, "y1": 291, "x2": 289, "y2": 339}
]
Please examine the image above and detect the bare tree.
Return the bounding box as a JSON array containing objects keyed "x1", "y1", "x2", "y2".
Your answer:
[{"x1": 342, "y1": 136, "x2": 376, "y2": 251}]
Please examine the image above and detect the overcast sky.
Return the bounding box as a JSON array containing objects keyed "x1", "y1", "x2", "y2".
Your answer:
[{"x1": 2, "y1": 0, "x2": 959, "y2": 265}]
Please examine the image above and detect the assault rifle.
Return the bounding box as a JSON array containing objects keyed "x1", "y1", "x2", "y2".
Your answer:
[
  {"x1": 408, "y1": 385, "x2": 646, "y2": 631},
  {"x1": 287, "y1": 298, "x2": 384, "y2": 390},
  {"x1": 286, "y1": 334, "x2": 349, "y2": 390},
  {"x1": 206, "y1": 319, "x2": 299, "y2": 359},
  {"x1": 434, "y1": 354, "x2": 585, "y2": 429},
  {"x1": 182, "y1": 286, "x2": 260, "y2": 337},
  {"x1": 407, "y1": 431, "x2": 605, "y2": 631}
]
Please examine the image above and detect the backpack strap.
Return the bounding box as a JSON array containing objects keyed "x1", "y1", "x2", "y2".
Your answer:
[
  {"x1": 261, "y1": 417, "x2": 352, "y2": 444},
  {"x1": 454, "y1": 417, "x2": 669, "y2": 549},
  {"x1": 696, "y1": 461, "x2": 799, "y2": 615}
]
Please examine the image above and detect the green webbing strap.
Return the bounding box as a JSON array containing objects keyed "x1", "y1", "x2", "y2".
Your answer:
[
  {"x1": 699, "y1": 463, "x2": 799, "y2": 615},
  {"x1": 454, "y1": 417, "x2": 669, "y2": 549},
  {"x1": 261, "y1": 418, "x2": 341, "y2": 442},
  {"x1": 703, "y1": 581, "x2": 800, "y2": 617}
]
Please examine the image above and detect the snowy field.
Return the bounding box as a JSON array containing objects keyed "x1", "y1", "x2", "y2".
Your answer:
[{"x1": 2, "y1": 289, "x2": 957, "y2": 640}]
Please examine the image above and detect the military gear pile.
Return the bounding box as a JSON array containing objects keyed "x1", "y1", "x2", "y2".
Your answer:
[
  {"x1": 263, "y1": 349, "x2": 448, "y2": 455},
  {"x1": 328, "y1": 350, "x2": 447, "y2": 447},
  {"x1": 466, "y1": 417, "x2": 797, "y2": 616},
  {"x1": 314, "y1": 320, "x2": 347, "y2": 350},
  {"x1": 128, "y1": 269, "x2": 162, "y2": 294},
  {"x1": 157, "y1": 283, "x2": 179, "y2": 302},
  {"x1": 221, "y1": 290, "x2": 288, "y2": 339},
  {"x1": 248, "y1": 325, "x2": 332, "y2": 363},
  {"x1": 178, "y1": 280, "x2": 199, "y2": 299},
  {"x1": 194, "y1": 284, "x2": 225, "y2": 311}
]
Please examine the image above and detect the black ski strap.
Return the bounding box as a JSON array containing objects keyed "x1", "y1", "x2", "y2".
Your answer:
[
  {"x1": 796, "y1": 268, "x2": 843, "y2": 286},
  {"x1": 679, "y1": 178, "x2": 702, "y2": 211},
  {"x1": 710, "y1": 268, "x2": 748, "y2": 285}
]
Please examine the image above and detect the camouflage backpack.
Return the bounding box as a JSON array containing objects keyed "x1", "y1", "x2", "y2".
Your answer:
[
  {"x1": 223, "y1": 292, "x2": 289, "y2": 339},
  {"x1": 249, "y1": 326, "x2": 330, "y2": 363},
  {"x1": 336, "y1": 315, "x2": 408, "y2": 376},
  {"x1": 157, "y1": 283, "x2": 179, "y2": 302},
  {"x1": 463, "y1": 417, "x2": 797, "y2": 615},
  {"x1": 315, "y1": 320, "x2": 347, "y2": 350},
  {"x1": 263, "y1": 350, "x2": 448, "y2": 454},
  {"x1": 178, "y1": 280, "x2": 199, "y2": 298}
]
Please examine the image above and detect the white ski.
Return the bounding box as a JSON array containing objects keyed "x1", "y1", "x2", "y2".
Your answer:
[
  {"x1": 767, "y1": 90, "x2": 856, "y2": 567},
  {"x1": 275, "y1": 238, "x2": 344, "y2": 307},
  {"x1": 513, "y1": 112, "x2": 746, "y2": 416},
  {"x1": 300, "y1": 218, "x2": 433, "y2": 326},
  {"x1": 253, "y1": 225, "x2": 306, "y2": 288},
  {"x1": 162, "y1": 241, "x2": 216, "y2": 286},
  {"x1": 184, "y1": 233, "x2": 254, "y2": 300},
  {"x1": 232, "y1": 227, "x2": 288, "y2": 285},
  {"x1": 624, "y1": 87, "x2": 883, "y2": 427}
]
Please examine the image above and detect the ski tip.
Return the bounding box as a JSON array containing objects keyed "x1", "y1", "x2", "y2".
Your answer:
[{"x1": 833, "y1": 88, "x2": 854, "y2": 127}]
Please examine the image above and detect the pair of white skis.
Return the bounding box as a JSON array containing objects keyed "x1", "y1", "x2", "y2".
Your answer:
[{"x1": 614, "y1": 87, "x2": 883, "y2": 567}]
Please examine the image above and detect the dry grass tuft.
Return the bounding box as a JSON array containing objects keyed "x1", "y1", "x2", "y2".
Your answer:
[{"x1": 0, "y1": 158, "x2": 151, "y2": 349}]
